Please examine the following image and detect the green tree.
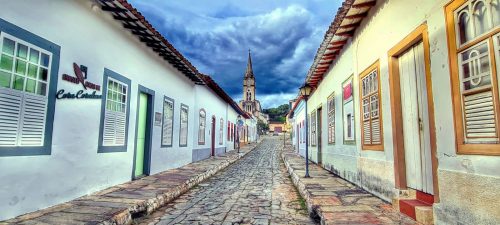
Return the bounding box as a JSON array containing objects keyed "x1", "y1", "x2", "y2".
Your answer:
[
  {"x1": 257, "y1": 119, "x2": 269, "y2": 135},
  {"x1": 263, "y1": 104, "x2": 290, "y2": 122}
]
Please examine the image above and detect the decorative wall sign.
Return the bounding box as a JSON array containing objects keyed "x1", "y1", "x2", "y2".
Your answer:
[
  {"x1": 56, "y1": 89, "x2": 101, "y2": 99},
  {"x1": 57, "y1": 63, "x2": 102, "y2": 100},
  {"x1": 154, "y1": 112, "x2": 162, "y2": 126}
]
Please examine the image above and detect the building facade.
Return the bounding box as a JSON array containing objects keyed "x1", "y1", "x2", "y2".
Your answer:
[
  {"x1": 239, "y1": 51, "x2": 269, "y2": 124},
  {"x1": 290, "y1": 0, "x2": 500, "y2": 224},
  {"x1": 0, "y1": 0, "x2": 254, "y2": 220}
]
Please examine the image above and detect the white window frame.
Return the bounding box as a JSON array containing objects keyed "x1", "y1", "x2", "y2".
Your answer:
[
  {"x1": 0, "y1": 19, "x2": 59, "y2": 156},
  {"x1": 219, "y1": 118, "x2": 224, "y2": 145},
  {"x1": 98, "y1": 69, "x2": 131, "y2": 153},
  {"x1": 198, "y1": 109, "x2": 206, "y2": 145},
  {"x1": 179, "y1": 104, "x2": 189, "y2": 147},
  {"x1": 161, "y1": 96, "x2": 174, "y2": 147},
  {"x1": 327, "y1": 93, "x2": 335, "y2": 144}
]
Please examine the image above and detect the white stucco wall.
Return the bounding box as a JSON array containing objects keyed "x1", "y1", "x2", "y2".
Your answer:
[
  {"x1": 192, "y1": 85, "x2": 228, "y2": 158},
  {"x1": 0, "y1": 0, "x2": 203, "y2": 220},
  {"x1": 303, "y1": 0, "x2": 500, "y2": 223}
]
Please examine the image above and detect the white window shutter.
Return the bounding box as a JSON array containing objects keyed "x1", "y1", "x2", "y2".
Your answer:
[
  {"x1": 371, "y1": 118, "x2": 381, "y2": 144},
  {"x1": 103, "y1": 111, "x2": 127, "y2": 146},
  {"x1": 102, "y1": 111, "x2": 116, "y2": 146},
  {"x1": 0, "y1": 89, "x2": 22, "y2": 146},
  {"x1": 114, "y1": 112, "x2": 126, "y2": 145},
  {"x1": 463, "y1": 91, "x2": 497, "y2": 139},
  {"x1": 19, "y1": 93, "x2": 47, "y2": 146},
  {"x1": 363, "y1": 120, "x2": 371, "y2": 145}
]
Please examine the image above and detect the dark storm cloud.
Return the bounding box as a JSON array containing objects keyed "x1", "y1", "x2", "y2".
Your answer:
[{"x1": 129, "y1": 0, "x2": 339, "y2": 108}]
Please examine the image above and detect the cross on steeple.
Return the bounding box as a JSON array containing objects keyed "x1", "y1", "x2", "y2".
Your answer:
[{"x1": 245, "y1": 49, "x2": 254, "y2": 78}]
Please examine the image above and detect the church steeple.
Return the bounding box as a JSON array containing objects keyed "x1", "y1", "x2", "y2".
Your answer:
[{"x1": 245, "y1": 49, "x2": 254, "y2": 78}]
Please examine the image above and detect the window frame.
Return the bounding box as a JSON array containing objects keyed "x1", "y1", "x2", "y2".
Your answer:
[
  {"x1": 198, "y1": 109, "x2": 206, "y2": 145},
  {"x1": 0, "y1": 18, "x2": 60, "y2": 156},
  {"x1": 445, "y1": 0, "x2": 500, "y2": 155},
  {"x1": 179, "y1": 104, "x2": 189, "y2": 147},
  {"x1": 327, "y1": 92, "x2": 335, "y2": 144},
  {"x1": 342, "y1": 76, "x2": 356, "y2": 145},
  {"x1": 310, "y1": 110, "x2": 317, "y2": 146},
  {"x1": 161, "y1": 96, "x2": 174, "y2": 148},
  {"x1": 98, "y1": 68, "x2": 131, "y2": 153},
  {"x1": 358, "y1": 61, "x2": 384, "y2": 151},
  {"x1": 219, "y1": 118, "x2": 224, "y2": 145},
  {"x1": 227, "y1": 121, "x2": 230, "y2": 141}
]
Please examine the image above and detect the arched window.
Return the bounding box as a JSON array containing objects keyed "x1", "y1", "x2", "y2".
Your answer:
[
  {"x1": 472, "y1": 1, "x2": 490, "y2": 37},
  {"x1": 198, "y1": 109, "x2": 206, "y2": 144},
  {"x1": 247, "y1": 91, "x2": 251, "y2": 101}
]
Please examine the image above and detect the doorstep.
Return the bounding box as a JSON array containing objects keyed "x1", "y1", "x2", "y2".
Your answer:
[
  {"x1": 1, "y1": 141, "x2": 261, "y2": 225},
  {"x1": 281, "y1": 145, "x2": 416, "y2": 225},
  {"x1": 395, "y1": 189, "x2": 434, "y2": 225}
]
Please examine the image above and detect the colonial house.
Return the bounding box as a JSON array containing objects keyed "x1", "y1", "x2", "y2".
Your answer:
[
  {"x1": 0, "y1": 0, "x2": 254, "y2": 220},
  {"x1": 290, "y1": 0, "x2": 500, "y2": 224},
  {"x1": 269, "y1": 121, "x2": 286, "y2": 134}
]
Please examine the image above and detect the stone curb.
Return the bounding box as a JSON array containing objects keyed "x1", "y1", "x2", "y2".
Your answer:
[
  {"x1": 280, "y1": 149, "x2": 323, "y2": 223},
  {"x1": 280, "y1": 146, "x2": 415, "y2": 225},
  {"x1": 2, "y1": 140, "x2": 262, "y2": 225}
]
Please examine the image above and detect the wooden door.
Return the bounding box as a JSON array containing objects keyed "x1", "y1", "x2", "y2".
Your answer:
[
  {"x1": 211, "y1": 116, "x2": 216, "y2": 156},
  {"x1": 317, "y1": 108, "x2": 322, "y2": 164},
  {"x1": 134, "y1": 92, "x2": 152, "y2": 179},
  {"x1": 399, "y1": 42, "x2": 433, "y2": 194}
]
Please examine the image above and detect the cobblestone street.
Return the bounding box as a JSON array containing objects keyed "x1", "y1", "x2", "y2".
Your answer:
[{"x1": 135, "y1": 137, "x2": 315, "y2": 225}]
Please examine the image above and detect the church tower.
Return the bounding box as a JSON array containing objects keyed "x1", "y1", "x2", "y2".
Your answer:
[
  {"x1": 239, "y1": 50, "x2": 268, "y2": 123},
  {"x1": 243, "y1": 50, "x2": 255, "y2": 105}
]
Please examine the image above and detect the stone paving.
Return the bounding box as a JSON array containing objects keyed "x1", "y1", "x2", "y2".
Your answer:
[
  {"x1": 134, "y1": 137, "x2": 315, "y2": 225},
  {"x1": 281, "y1": 145, "x2": 417, "y2": 225},
  {"x1": 2, "y1": 142, "x2": 258, "y2": 225}
]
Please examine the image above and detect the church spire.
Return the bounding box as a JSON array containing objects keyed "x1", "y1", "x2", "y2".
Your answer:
[{"x1": 245, "y1": 49, "x2": 254, "y2": 78}]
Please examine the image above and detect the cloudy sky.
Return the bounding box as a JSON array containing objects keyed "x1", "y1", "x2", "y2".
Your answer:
[{"x1": 129, "y1": 0, "x2": 340, "y2": 108}]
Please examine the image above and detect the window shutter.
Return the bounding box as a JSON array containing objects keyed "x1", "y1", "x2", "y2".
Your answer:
[
  {"x1": 0, "y1": 89, "x2": 47, "y2": 147},
  {"x1": 363, "y1": 121, "x2": 371, "y2": 145},
  {"x1": 103, "y1": 111, "x2": 116, "y2": 146},
  {"x1": 463, "y1": 91, "x2": 497, "y2": 138},
  {"x1": 19, "y1": 93, "x2": 47, "y2": 146},
  {"x1": 0, "y1": 89, "x2": 22, "y2": 146},
  {"x1": 103, "y1": 110, "x2": 127, "y2": 146}
]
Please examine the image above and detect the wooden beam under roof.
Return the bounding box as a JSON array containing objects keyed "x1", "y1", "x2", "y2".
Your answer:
[
  {"x1": 330, "y1": 40, "x2": 348, "y2": 46},
  {"x1": 323, "y1": 52, "x2": 336, "y2": 57},
  {"x1": 352, "y1": 1, "x2": 376, "y2": 9},
  {"x1": 322, "y1": 54, "x2": 336, "y2": 59},
  {"x1": 339, "y1": 22, "x2": 361, "y2": 29},
  {"x1": 344, "y1": 12, "x2": 368, "y2": 20},
  {"x1": 132, "y1": 30, "x2": 152, "y2": 37},
  {"x1": 123, "y1": 23, "x2": 147, "y2": 31},
  {"x1": 335, "y1": 30, "x2": 354, "y2": 37},
  {"x1": 327, "y1": 45, "x2": 343, "y2": 50},
  {"x1": 113, "y1": 15, "x2": 138, "y2": 22},
  {"x1": 101, "y1": 5, "x2": 129, "y2": 13}
]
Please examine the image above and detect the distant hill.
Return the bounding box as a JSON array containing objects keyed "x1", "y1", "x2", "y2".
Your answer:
[{"x1": 263, "y1": 104, "x2": 290, "y2": 123}]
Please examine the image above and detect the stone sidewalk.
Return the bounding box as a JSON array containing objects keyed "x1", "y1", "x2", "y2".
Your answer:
[
  {"x1": 1, "y1": 142, "x2": 259, "y2": 225},
  {"x1": 281, "y1": 145, "x2": 416, "y2": 225}
]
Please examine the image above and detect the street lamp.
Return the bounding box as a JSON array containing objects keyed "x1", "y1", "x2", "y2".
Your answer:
[
  {"x1": 236, "y1": 115, "x2": 243, "y2": 153},
  {"x1": 299, "y1": 82, "x2": 312, "y2": 178}
]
